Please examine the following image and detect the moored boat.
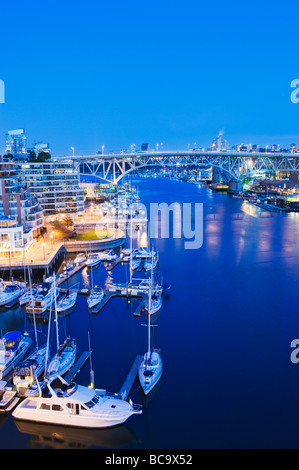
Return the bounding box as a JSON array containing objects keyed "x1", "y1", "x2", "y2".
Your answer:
[
  {"x1": 0, "y1": 380, "x2": 19, "y2": 412},
  {"x1": 86, "y1": 253, "x2": 102, "y2": 267},
  {"x1": 26, "y1": 282, "x2": 58, "y2": 316},
  {"x1": 13, "y1": 345, "x2": 48, "y2": 392},
  {"x1": 87, "y1": 286, "x2": 104, "y2": 309},
  {"x1": 0, "y1": 331, "x2": 32, "y2": 379},
  {"x1": 46, "y1": 337, "x2": 77, "y2": 379},
  {"x1": 98, "y1": 250, "x2": 117, "y2": 261},
  {"x1": 56, "y1": 292, "x2": 78, "y2": 313},
  {"x1": 12, "y1": 375, "x2": 142, "y2": 428},
  {"x1": 74, "y1": 253, "x2": 86, "y2": 264},
  {"x1": 0, "y1": 282, "x2": 26, "y2": 307}
]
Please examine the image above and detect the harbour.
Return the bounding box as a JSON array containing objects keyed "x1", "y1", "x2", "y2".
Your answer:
[{"x1": 1, "y1": 176, "x2": 299, "y2": 448}]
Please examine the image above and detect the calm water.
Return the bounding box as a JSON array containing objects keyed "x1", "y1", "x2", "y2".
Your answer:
[{"x1": 1, "y1": 177, "x2": 299, "y2": 449}]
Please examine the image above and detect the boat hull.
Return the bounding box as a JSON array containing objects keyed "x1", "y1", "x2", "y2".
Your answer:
[{"x1": 138, "y1": 351, "x2": 162, "y2": 395}]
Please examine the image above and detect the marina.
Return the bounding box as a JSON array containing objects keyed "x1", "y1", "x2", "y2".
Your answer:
[{"x1": 1, "y1": 175, "x2": 299, "y2": 447}]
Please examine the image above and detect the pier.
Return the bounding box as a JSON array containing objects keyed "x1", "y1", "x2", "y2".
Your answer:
[
  {"x1": 62, "y1": 351, "x2": 91, "y2": 383},
  {"x1": 119, "y1": 355, "x2": 143, "y2": 400}
]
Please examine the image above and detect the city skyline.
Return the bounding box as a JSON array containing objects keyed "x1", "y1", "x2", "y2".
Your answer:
[{"x1": 1, "y1": 0, "x2": 299, "y2": 156}]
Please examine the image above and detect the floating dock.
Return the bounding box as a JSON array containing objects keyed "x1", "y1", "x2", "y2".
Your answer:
[
  {"x1": 64, "y1": 351, "x2": 91, "y2": 382},
  {"x1": 119, "y1": 355, "x2": 143, "y2": 400}
]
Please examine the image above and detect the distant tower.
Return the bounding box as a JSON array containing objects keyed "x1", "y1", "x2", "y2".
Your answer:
[
  {"x1": 211, "y1": 130, "x2": 229, "y2": 151},
  {"x1": 141, "y1": 143, "x2": 150, "y2": 152},
  {"x1": 5, "y1": 129, "x2": 27, "y2": 157}
]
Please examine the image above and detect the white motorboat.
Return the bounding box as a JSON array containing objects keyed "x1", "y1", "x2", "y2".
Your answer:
[
  {"x1": 46, "y1": 337, "x2": 77, "y2": 378},
  {"x1": 87, "y1": 286, "x2": 104, "y2": 309},
  {"x1": 13, "y1": 345, "x2": 48, "y2": 392},
  {"x1": 0, "y1": 331, "x2": 32, "y2": 379},
  {"x1": 145, "y1": 291, "x2": 162, "y2": 315},
  {"x1": 86, "y1": 253, "x2": 102, "y2": 267},
  {"x1": 56, "y1": 292, "x2": 77, "y2": 313},
  {"x1": 74, "y1": 253, "x2": 86, "y2": 264},
  {"x1": 0, "y1": 282, "x2": 26, "y2": 307},
  {"x1": 13, "y1": 375, "x2": 142, "y2": 428},
  {"x1": 0, "y1": 380, "x2": 19, "y2": 412},
  {"x1": 26, "y1": 282, "x2": 58, "y2": 316},
  {"x1": 19, "y1": 286, "x2": 38, "y2": 306},
  {"x1": 98, "y1": 250, "x2": 117, "y2": 261}
]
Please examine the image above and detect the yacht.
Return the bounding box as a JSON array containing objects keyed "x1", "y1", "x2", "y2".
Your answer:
[
  {"x1": 0, "y1": 282, "x2": 26, "y2": 307},
  {"x1": 13, "y1": 345, "x2": 48, "y2": 392},
  {"x1": 26, "y1": 282, "x2": 58, "y2": 316},
  {"x1": 0, "y1": 380, "x2": 20, "y2": 412},
  {"x1": 86, "y1": 253, "x2": 102, "y2": 267},
  {"x1": 19, "y1": 286, "x2": 38, "y2": 306},
  {"x1": 74, "y1": 253, "x2": 86, "y2": 264},
  {"x1": 98, "y1": 250, "x2": 117, "y2": 261},
  {"x1": 0, "y1": 331, "x2": 32, "y2": 379},
  {"x1": 12, "y1": 375, "x2": 142, "y2": 428},
  {"x1": 87, "y1": 286, "x2": 104, "y2": 309}
]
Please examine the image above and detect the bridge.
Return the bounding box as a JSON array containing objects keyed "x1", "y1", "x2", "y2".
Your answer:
[{"x1": 57, "y1": 150, "x2": 299, "y2": 185}]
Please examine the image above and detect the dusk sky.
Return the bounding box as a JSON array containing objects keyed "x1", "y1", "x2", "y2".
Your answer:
[{"x1": 1, "y1": 0, "x2": 299, "y2": 156}]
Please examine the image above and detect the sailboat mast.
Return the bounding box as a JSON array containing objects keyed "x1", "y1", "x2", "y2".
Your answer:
[
  {"x1": 147, "y1": 250, "x2": 153, "y2": 358},
  {"x1": 130, "y1": 206, "x2": 133, "y2": 284},
  {"x1": 28, "y1": 266, "x2": 38, "y2": 350},
  {"x1": 53, "y1": 275, "x2": 59, "y2": 353}
]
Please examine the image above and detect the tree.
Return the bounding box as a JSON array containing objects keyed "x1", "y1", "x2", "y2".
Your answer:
[
  {"x1": 61, "y1": 214, "x2": 73, "y2": 230},
  {"x1": 28, "y1": 150, "x2": 37, "y2": 161},
  {"x1": 37, "y1": 151, "x2": 51, "y2": 161}
]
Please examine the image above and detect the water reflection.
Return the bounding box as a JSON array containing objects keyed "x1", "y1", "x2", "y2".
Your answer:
[{"x1": 14, "y1": 420, "x2": 141, "y2": 449}]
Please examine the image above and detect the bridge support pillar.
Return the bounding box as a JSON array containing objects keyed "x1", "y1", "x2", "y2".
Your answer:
[{"x1": 228, "y1": 180, "x2": 242, "y2": 194}]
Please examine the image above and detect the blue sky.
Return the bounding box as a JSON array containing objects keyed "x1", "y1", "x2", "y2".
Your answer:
[{"x1": 0, "y1": 0, "x2": 299, "y2": 155}]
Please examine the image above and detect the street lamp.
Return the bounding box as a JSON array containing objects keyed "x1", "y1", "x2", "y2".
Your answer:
[{"x1": 71, "y1": 147, "x2": 75, "y2": 156}]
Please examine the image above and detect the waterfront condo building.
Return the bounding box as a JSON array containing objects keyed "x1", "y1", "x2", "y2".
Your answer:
[
  {"x1": 16, "y1": 159, "x2": 84, "y2": 215},
  {"x1": 0, "y1": 157, "x2": 44, "y2": 258}
]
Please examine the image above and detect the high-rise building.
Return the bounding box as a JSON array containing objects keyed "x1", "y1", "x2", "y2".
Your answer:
[
  {"x1": 16, "y1": 159, "x2": 84, "y2": 215},
  {"x1": 5, "y1": 129, "x2": 27, "y2": 156}
]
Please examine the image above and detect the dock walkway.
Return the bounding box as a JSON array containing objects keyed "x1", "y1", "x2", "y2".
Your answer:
[{"x1": 119, "y1": 355, "x2": 143, "y2": 400}]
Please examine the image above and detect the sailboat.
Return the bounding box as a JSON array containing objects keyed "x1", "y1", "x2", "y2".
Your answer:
[
  {"x1": 138, "y1": 252, "x2": 162, "y2": 395},
  {"x1": 46, "y1": 276, "x2": 77, "y2": 378},
  {"x1": 56, "y1": 291, "x2": 78, "y2": 313},
  {"x1": 13, "y1": 268, "x2": 48, "y2": 392},
  {"x1": 145, "y1": 291, "x2": 162, "y2": 316},
  {"x1": 87, "y1": 257, "x2": 104, "y2": 308}
]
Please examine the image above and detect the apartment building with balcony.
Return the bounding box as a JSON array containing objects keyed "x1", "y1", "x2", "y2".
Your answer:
[
  {"x1": 0, "y1": 157, "x2": 44, "y2": 257},
  {"x1": 16, "y1": 160, "x2": 84, "y2": 215}
]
